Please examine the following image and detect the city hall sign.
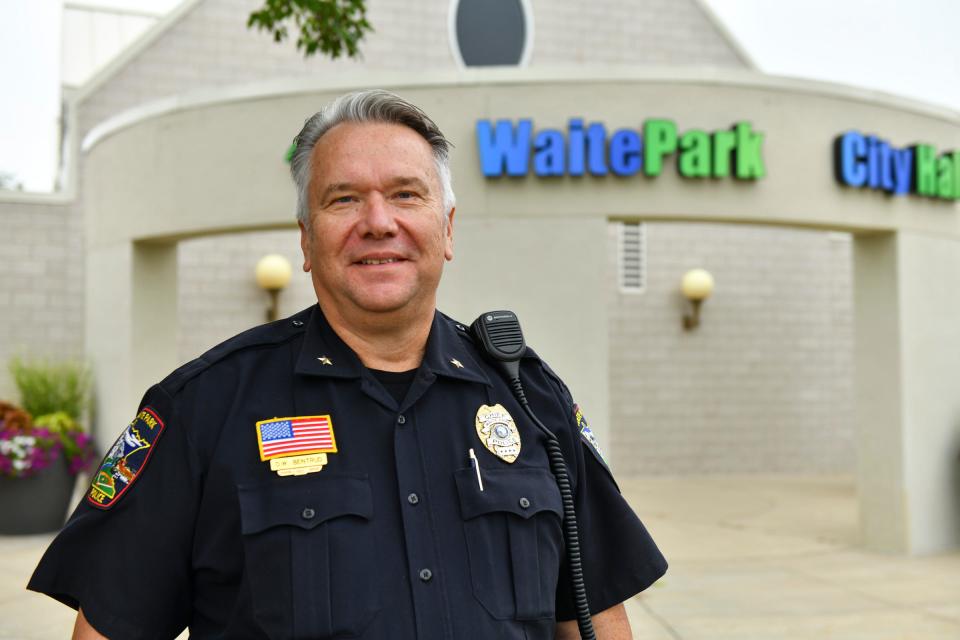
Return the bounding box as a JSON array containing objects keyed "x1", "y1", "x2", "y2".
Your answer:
[{"x1": 834, "y1": 130, "x2": 960, "y2": 201}]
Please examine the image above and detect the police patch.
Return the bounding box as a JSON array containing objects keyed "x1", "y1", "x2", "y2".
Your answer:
[
  {"x1": 574, "y1": 404, "x2": 606, "y2": 465},
  {"x1": 87, "y1": 407, "x2": 165, "y2": 509}
]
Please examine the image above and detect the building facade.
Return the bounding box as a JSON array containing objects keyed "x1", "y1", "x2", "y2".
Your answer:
[{"x1": 2, "y1": 0, "x2": 958, "y2": 554}]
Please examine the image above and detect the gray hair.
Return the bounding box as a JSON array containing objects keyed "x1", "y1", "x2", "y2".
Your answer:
[{"x1": 290, "y1": 89, "x2": 456, "y2": 227}]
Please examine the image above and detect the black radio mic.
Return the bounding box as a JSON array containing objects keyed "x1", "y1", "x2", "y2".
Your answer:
[{"x1": 469, "y1": 310, "x2": 526, "y2": 379}]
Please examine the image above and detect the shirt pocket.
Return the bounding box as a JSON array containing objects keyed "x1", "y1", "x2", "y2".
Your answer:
[
  {"x1": 454, "y1": 466, "x2": 564, "y2": 621},
  {"x1": 238, "y1": 473, "x2": 380, "y2": 639}
]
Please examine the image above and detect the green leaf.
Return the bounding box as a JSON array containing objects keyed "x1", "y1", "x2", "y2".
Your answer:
[
  {"x1": 8, "y1": 358, "x2": 92, "y2": 421},
  {"x1": 246, "y1": 0, "x2": 373, "y2": 60}
]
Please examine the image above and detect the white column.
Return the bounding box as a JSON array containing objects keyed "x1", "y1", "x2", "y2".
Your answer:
[
  {"x1": 897, "y1": 231, "x2": 960, "y2": 554},
  {"x1": 853, "y1": 232, "x2": 908, "y2": 552},
  {"x1": 86, "y1": 241, "x2": 178, "y2": 447},
  {"x1": 853, "y1": 231, "x2": 960, "y2": 554}
]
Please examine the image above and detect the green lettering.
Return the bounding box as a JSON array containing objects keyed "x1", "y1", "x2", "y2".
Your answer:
[
  {"x1": 937, "y1": 154, "x2": 954, "y2": 199},
  {"x1": 643, "y1": 119, "x2": 677, "y2": 177},
  {"x1": 678, "y1": 130, "x2": 710, "y2": 178},
  {"x1": 734, "y1": 122, "x2": 765, "y2": 179},
  {"x1": 952, "y1": 151, "x2": 960, "y2": 199},
  {"x1": 711, "y1": 129, "x2": 735, "y2": 178},
  {"x1": 914, "y1": 144, "x2": 937, "y2": 196}
]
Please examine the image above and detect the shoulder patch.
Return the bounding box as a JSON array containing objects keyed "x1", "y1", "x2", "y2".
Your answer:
[
  {"x1": 574, "y1": 404, "x2": 608, "y2": 467},
  {"x1": 87, "y1": 407, "x2": 165, "y2": 509}
]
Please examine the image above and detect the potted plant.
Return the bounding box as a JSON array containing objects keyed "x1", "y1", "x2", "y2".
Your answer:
[{"x1": 0, "y1": 359, "x2": 97, "y2": 534}]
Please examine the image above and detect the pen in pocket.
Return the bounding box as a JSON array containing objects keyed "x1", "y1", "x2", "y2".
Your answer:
[{"x1": 468, "y1": 448, "x2": 484, "y2": 492}]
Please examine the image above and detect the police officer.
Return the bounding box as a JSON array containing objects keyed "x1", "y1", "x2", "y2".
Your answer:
[{"x1": 29, "y1": 90, "x2": 666, "y2": 639}]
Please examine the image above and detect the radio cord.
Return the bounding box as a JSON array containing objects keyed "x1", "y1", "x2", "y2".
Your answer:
[{"x1": 507, "y1": 377, "x2": 596, "y2": 640}]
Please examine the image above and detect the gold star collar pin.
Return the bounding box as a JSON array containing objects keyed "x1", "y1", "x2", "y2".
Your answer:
[
  {"x1": 317, "y1": 356, "x2": 333, "y2": 366},
  {"x1": 450, "y1": 358, "x2": 464, "y2": 369}
]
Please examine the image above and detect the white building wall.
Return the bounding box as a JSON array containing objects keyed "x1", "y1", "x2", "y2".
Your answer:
[
  {"x1": 0, "y1": 199, "x2": 85, "y2": 400},
  {"x1": 172, "y1": 220, "x2": 856, "y2": 477},
  {"x1": 176, "y1": 229, "x2": 314, "y2": 361},
  {"x1": 76, "y1": 0, "x2": 748, "y2": 137},
  {"x1": 531, "y1": 0, "x2": 746, "y2": 67},
  {"x1": 62, "y1": 5, "x2": 161, "y2": 88},
  {"x1": 607, "y1": 222, "x2": 855, "y2": 474}
]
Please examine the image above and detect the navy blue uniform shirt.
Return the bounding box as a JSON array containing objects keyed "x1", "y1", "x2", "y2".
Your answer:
[{"x1": 29, "y1": 305, "x2": 667, "y2": 639}]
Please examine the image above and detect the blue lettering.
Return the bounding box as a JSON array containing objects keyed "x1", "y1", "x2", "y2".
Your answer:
[
  {"x1": 533, "y1": 129, "x2": 565, "y2": 176},
  {"x1": 587, "y1": 123, "x2": 608, "y2": 176},
  {"x1": 476, "y1": 119, "x2": 531, "y2": 177},
  {"x1": 878, "y1": 140, "x2": 894, "y2": 192},
  {"x1": 568, "y1": 119, "x2": 585, "y2": 176},
  {"x1": 609, "y1": 130, "x2": 642, "y2": 176},
  {"x1": 839, "y1": 131, "x2": 868, "y2": 187},
  {"x1": 867, "y1": 136, "x2": 881, "y2": 189},
  {"x1": 891, "y1": 148, "x2": 913, "y2": 195}
]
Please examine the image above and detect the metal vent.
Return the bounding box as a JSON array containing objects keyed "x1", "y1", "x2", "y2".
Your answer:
[{"x1": 619, "y1": 222, "x2": 646, "y2": 293}]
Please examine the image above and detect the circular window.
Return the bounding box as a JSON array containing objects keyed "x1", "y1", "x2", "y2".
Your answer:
[{"x1": 450, "y1": 0, "x2": 532, "y2": 67}]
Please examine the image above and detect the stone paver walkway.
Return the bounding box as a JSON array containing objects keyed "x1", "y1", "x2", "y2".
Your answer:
[{"x1": 622, "y1": 476, "x2": 960, "y2": 640}]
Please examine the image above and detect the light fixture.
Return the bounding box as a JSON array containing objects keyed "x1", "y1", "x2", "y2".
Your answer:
[
  {"x1": 681, "y1": 268, "x2": 714, "y2": 330},
  {"x1": 255, "y1": 254, "x2": 292, "y2": 323}
]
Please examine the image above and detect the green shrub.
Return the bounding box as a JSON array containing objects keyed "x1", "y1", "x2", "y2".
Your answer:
[{"x1": 8, "y1": 358, "x2": 92, "y2": 421}]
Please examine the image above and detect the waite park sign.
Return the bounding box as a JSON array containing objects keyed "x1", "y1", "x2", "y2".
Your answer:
[{"x1": 476, "y1": 118, "x2": 766, "y2": 180}]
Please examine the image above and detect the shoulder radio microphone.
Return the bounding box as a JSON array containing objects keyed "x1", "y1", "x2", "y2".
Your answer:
[{"x1": 470, "y1": 310, "x2": 597, "y2": 640}]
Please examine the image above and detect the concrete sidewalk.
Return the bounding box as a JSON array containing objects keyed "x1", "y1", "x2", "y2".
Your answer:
[
  {"x1": 621, "y1": 476, "x2": 960, "y2": 639},
  {"x1": 1, "y1": 476, "x2": 958, "y2": 639}
]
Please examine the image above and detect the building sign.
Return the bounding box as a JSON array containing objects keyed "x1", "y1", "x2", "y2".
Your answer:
[
  {"x1": 477, "y1": 119, "x2": 765, "y2": 180},
  {"x1": 834, "y1": 130, "x2": 959, "y2": 200}
]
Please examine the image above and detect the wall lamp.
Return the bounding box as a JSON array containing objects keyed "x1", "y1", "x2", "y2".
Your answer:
[
  {"x1": 255, "y1": 254, "x2": 292, "y2": 323},
  {"x1": 681, "y1": 268, "x2": 714, "y2": 330}
]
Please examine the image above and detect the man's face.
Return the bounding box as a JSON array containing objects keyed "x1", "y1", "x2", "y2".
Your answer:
[{"x1": 299, "y1": 121, "x2": 454, "y2": 322}]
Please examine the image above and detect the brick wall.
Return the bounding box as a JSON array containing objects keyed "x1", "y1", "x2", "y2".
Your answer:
[
  {"x1": 77, "y1": 0, "x2": 748, "y2": 137},
  {"x1": 531, "y1": 0, "x2": 746, "y2": 67},
  {"x1": 78, "y1": 0, "x2": 449, "y2": 137},
  {"x1": 0, "y1": 199, "x2": 85, "y2": 402},
  {"x1": 606, "y1": 222, "x2": 855, "y2": 474},
  {"x1": 173, "y1": 221, "x2": 857, "y2": 477},
  {"x1": 176, "y1": 229, "x2": 315, "y2": 362}
]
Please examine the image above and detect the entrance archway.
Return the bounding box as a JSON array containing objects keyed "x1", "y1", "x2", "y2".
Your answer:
[{"x1": 83, "y1": 71, "x2": 960, "y2": 553}]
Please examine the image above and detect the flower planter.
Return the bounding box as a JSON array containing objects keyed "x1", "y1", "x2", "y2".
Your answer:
[{"x1": 0, "y1": 459, "x2": 76, "y2": 534}]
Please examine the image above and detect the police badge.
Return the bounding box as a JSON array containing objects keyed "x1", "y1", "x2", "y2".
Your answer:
[{"x1": 475, "y1": 404, "x2": 521, "y2": 463}]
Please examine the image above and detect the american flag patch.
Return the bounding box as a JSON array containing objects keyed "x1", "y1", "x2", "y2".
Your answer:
[{"x1": 256, "y1": 415, "x2": 337, "y2": 461}]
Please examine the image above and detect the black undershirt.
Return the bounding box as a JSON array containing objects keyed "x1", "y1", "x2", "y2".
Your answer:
[{"x1": 368, "y1": 368, "x2": 418, "y2": 405}]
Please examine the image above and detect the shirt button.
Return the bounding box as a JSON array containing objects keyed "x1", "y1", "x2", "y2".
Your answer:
[
  {"x1": 519, "y1": 497, "x2": 531, "y2": 509},
  {"x1": 301, "y1": 507, "x2": 316, "y2": 520},
  {"x1": 407, "y1": 493, "x2": 420, "y2": 505},
  {"x1": 419, "y1": 568, "x2": 433, "y2": 582},
  {"x1": 397, "y1": 414, "x2": 406, "y2": 425}
]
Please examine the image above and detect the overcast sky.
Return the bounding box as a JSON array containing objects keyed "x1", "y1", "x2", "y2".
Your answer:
[
  {"x1": 1, "y1": 0, "x2": 958, "y2": 192},
  {"x1": 703, "y1": 0, "x2": 960, "y2": 111}
]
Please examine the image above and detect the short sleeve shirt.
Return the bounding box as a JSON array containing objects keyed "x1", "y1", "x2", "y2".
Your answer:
[{"x1": 29, "y1": 305, "x2": 667, "y2": 639}]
